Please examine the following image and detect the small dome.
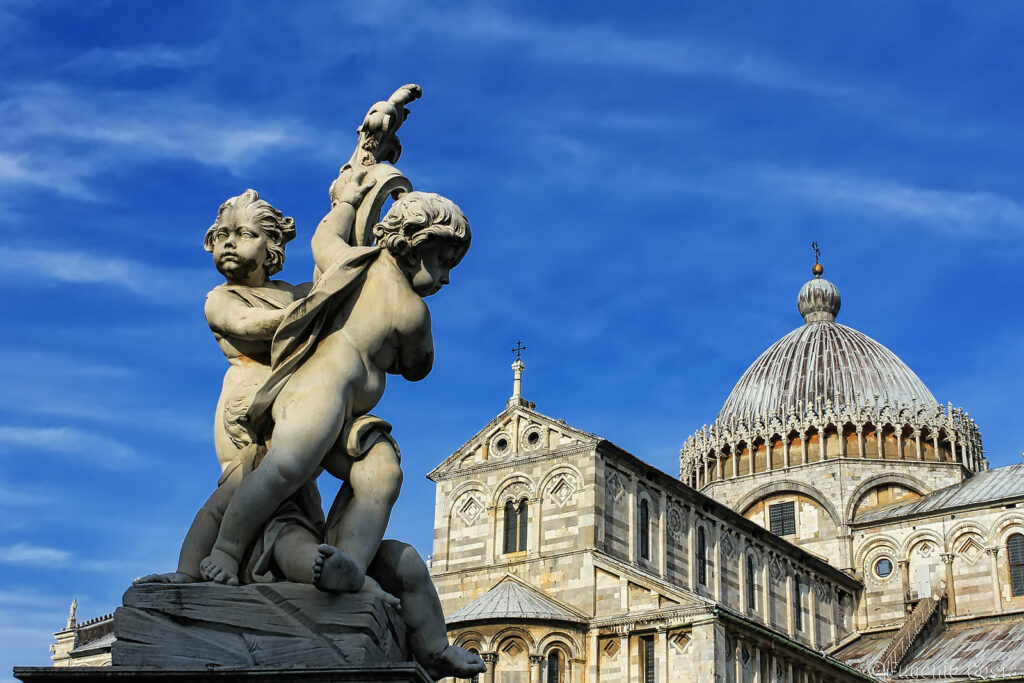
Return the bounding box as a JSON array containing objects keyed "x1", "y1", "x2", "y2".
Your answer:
[
  {"x1": 798, "y1": 277, "x2": 841, "y2": 322},
  {"x1": 718, "y1": 274, "x2": 936, "y2": 422}
]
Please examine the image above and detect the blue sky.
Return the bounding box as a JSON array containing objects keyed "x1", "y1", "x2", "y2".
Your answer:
[{"x1": 2, "y1": 0, "x2": 1024, "y2": 675}]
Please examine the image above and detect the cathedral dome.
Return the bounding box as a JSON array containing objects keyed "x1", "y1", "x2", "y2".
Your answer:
[{"x1": 718, "y1": 273, "x2": 936, "y2": 422}]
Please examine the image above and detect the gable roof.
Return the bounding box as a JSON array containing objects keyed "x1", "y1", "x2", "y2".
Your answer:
[
  {"x1": 445, "y1": 574, "x2": 587, "y2": 625},
  {"x1": 854, "y1": 463, "x2": 1024, "y2": 524},
  {"x1": 427, "y1": 404, "x2": 601, "y2": 480}
]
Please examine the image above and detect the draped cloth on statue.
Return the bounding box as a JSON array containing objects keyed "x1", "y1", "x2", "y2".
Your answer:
[{"x1": 244, "y1": 245, "x2": 381, "y2": 441}]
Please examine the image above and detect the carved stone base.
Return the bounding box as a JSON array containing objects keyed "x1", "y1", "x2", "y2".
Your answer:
[
  {"x1": 111, "y1": 582, "x2": 410, "y2": 671},
  {"x1": 13, "y1": 666, "x2": 432, "y2": 682}
]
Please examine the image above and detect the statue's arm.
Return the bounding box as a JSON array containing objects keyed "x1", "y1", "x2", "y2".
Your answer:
[
  {"x1": 311, "y1": 202, "x2": 358, "y2": 275},
  {"x1": 204, "y1": 290, "x2": 291, "y2": 341},
  {"x1": 393, "y1": 301, "x2": 434, "y2": 382}
]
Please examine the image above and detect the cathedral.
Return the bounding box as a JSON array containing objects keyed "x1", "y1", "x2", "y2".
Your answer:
[
  {"x1": 427, "y1": 264, "x2": 1024, "y2": 682},
  {"x1": 50, "y1": 264, "x2": 1024, "y2": 682}
]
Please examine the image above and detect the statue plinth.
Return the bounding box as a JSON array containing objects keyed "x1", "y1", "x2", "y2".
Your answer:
[{"x1": 111, "y1": 582, "x2": 413, "y2": 672}]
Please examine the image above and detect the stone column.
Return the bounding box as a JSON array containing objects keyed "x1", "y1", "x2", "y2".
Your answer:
[
  {"x1": 784, "y1": 438, "x2": 791, "y2": 469},
  {"x1": 620, "y1": 576, "x2": 629, "y2": 612},
  {"x1": 529, "y1": 654, "x2": 543, "y2": 683},
  {"x1": 896, "y1": 431, "x2": 904, "y2": 460},
  {"x1": 800, "y1": 433, "x2": 808, "y2": 465},
  {"x1": 786, "y1": 565, "x2": 796, "y2": 638},
  {"x1": 898, "y1": 560, "x2": 910, "y2": 603},
  {"x1": 619, "y1": 632, "x2": 631, "y2": 682},
  {"x1": 941, "y1": 553, "x2": 957, "y2": 617},
  {"x1": 808, "y1": 580, "x2": 819, "y2": 649},
  {"x1": 987, "y1": 547, "x2": 1003, "y2": 612},
  {"x1": 733, "y1": 447, "x2": 739, "y2": 477},
  {"x1": 482, "y1": 652, "x2": 497, "y2": 683},
  {"x1": 657, "y1": 627, "x2": 669, "y2": 683},
  {"x1": 713, "y1": 522, "x2": 723, "y2": 602},
  {"x1": 856, "y1": 429, "x2": 864, "y2": 458},
  {"x1": 687, "y1": 516, "x2": 696, "y2": 592},
  {"x1": 914, "y1": 430, "x2": 923, "y2": 460},
  {"x1": 530, "y1": 495, "x2": 542, "y2": 557},
  {"x1": 659, "y1": 489, "x2": 668, "y2": 578},
  {"x1": 628, "y1": 479, "x2": 637, "y2": 563},
  {"x1": 754, "y1": 645, "x2": 762, "y2": 683},
  {"x1": 588, "y1": 631, "x2": 599, "y2": 683}
]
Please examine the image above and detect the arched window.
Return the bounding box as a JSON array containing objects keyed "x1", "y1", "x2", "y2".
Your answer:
[
  {"x1": 1009, "y1": 533, "x2": 1024, "y2": 597},
  {"x1": 696, "y1": 527, "x2": 707, "y2": 586},
  {"x1": 503, "y1": 498, "x2": 528, "y2": 553},
  {"x1": 546, "y1": 650, "x2": 561, "y2": 683},
  {"x1": 746, "y1": 555, "x2": 756, "y2": 611},
  {"x1": 639, "y1": 499, "x2": 650, "y2": 560},
  {"x1": 793, "y1": 574, "x2": 803, "y2": 631}
]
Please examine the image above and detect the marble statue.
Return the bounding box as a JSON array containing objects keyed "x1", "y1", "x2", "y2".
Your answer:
[{"x1": 134, "y1": 85, "x2": 485, "y2": 680}]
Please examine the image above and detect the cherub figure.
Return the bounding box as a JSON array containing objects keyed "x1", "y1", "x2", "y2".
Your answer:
[
  {"x1": 136, "y1": 187, "x2": 483, "y2": 680},
  {"x1": 201, "y1": 179, "x2": 470, "y2": 592}
]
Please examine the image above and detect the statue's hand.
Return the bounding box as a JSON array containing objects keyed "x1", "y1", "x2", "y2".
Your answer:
[{"x1": 334, "y1": 169, "x2": 377, "y2": 208}]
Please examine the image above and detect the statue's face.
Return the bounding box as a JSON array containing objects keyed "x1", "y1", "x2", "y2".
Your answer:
[
  {"x1": 210, "y1": 209, "x2": 269, "y2": 283},
  {"x1": 404, "y1": 241, "x2": 461, "y2": 297}
]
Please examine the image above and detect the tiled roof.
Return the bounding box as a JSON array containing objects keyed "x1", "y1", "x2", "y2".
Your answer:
[
  {"x1": 836, "y1": 620, "x2": 1024, "y2": 680},
  {"x1": 445, "y1": 576, "x2": 586, "y2": 625},
  {"x1": 855, "y1": 463, "x2": 1024, "y2": 523}
]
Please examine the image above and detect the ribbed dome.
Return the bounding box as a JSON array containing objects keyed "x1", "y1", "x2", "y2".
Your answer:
[{"x1": 718, "y1": 277, "x2": 937, "y2": 422}]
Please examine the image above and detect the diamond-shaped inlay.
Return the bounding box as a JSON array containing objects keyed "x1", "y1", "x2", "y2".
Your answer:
[
  {"x1": 958, "y1": 536, "x2": 984, "y2": 564},
  {"x1": 606, "y1": 471, "x2": 625, "y2": 502},
  {"x1": 547, "y1": 475, "x2": 577, "y2": 507},
  {"x1": 721, "y1": 531, "x2": 736, "y2": 560},
  {"x1": 814, "y1": 579, "x2": 831, "y2": 604},
  {"x1": 602, "y1": 640, "x2": 619, "y2": 659},
  {"x1": 669, "y1": 632, "x2": 690, "y2": 653},
  {"x1": 457, "y1": 494, "x2": 484, "y2": 525},
  {"x1": 918, "y1": 541, "x2": 934, "y2": 557},
  {"x1": 769, "y1": 556, "x2": 784, "y2": 584}
]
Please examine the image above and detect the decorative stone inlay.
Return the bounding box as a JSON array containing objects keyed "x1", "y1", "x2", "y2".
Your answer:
[
  {"x1": 602, "y1": 639, "x2": 619, "y2": 659},
  {"x1": 741, "y1": 645, "x2": 752, "y2": 670},
  {"x1": 769, "y1": 555, "x2": 784, "y2": 584},
  {"x1": 958, "y1": 537, "x2": 984, "y2": 564},
  {"x1": 814, "y1": 579, "x2": 832, "y2": 604},
  {"x1": 499, "y1": 480, "x2": 533, "y2": 505},
  {"x1": 667, "y1": 506, "x2": 684, "y2": 540},
  {"x1": 606, "y1": 471, "x2": 625, "y2": 502},
  {"x1": 669, "y1": 632, "x2": 690, "y2": 652},
  {"x1": 547, "y1": 474, "x2": 577, "y2": 508},
  {"x1": 918, "y1": 542, "x2": 934, "y2": 558},
  {"x1": 490, "y1": 431, "x2": 512, "y2": 458},
  {"x1": 721, "y1": 531, "x2": 737, "y2": 560},
  {"x1": 457, "y1": 493, "x2": 485, "y2": 525}
]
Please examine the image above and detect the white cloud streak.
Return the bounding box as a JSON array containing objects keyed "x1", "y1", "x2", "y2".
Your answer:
[
  {"x1": 0, "y1": 246, "x2": 208, "y2": 303},
  {"x1": 61, "y1": 42, "x2": 215, "y2": 74},
  {"x1": 0, "y1": 425, "x2": 140, "y2": 467},
  {"x1": 0, "y1": 543, "x2": 71, "y2": 565},
  {"x1": 760, "y1": 168, "x2": 1024, "y2": 236}
]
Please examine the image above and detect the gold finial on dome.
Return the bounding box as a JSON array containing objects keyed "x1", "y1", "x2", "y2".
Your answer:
[{"x1": 812, "y1": 241, "x2": 823, "y2": 278}]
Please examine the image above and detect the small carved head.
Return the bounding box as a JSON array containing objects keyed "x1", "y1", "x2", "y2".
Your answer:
[
  {"x1": 374, "y1": 192, "x2": 470, "y2": 295},
  {"x1": 204, "y1": 189, "x2": 296, "y2": 278}
]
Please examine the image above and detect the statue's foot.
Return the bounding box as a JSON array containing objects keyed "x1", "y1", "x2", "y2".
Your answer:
[
  {"x1": 362, "y1": 575, "x2": 400, "y2": 608},
  {"x1": 422, "y1": 645, "x2": 487, "y2": 680},
  {"x1": 312, "y1": 544, "x2": 364, "y2": 593},
  {"x1": 200, "y1": 550, "x2": 239, "y2": 586},
  {"x1": 134, "y1": 572, "x2": 199, "y2": 585}
]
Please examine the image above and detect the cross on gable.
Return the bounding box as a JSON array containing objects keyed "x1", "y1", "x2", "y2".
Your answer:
[{"x1": 511, "y1": 340, "x2": 527, "y2": 361}]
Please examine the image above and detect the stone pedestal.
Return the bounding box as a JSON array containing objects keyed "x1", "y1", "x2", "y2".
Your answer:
[
  {"x1": 13, "y1": 666, "x2": 432, "y2": 682},
  {"x1": 112, "y1": 582, "x2": 411, "y2": 671}
]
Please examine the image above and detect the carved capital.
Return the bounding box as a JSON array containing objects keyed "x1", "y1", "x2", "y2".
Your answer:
[
  {"x1": 897, "y1": 559, "x2": 910, "y2": 569},
  {"x1": 529, "y1": 654, "x2": 545, "y2": 665},
  {"x1": 941, "y1": 553, "x2": 955, "y2": 565},
  {"x1": 482, "y1": 652, "x2": 498, "y2": 664},
  {"x1": 986, "y1": 547, "x2": 1000, "y2": 558}
]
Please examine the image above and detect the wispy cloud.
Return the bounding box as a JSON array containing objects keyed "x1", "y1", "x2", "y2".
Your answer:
[
  {"x1": 61, "y1": 42, "x2": 215, "y2": 74},
  {"x1": 759, "y1": 167, "x2": 1024, "y2": 236},
  {"x1": 0, "y1": 246, "x2": 208, "y2": 302},
  {"x1": 349, "y1": 4, "x2": 847, "y2": 97},
  {"x1": 0, "y1": 425, "x2": 140, "y2": 467},
  {"x1": 0, "y1": 543, "x2": 71, "y2": 566},
  {"x1": 0, "y1": 82, "x2": 310, "y2": 197}
]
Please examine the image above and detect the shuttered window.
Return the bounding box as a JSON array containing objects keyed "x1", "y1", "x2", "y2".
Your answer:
[
  {"x1": 769, "y1": 502, "x2": 796, "y2": 536},
  {"x1": 503, "y1": 499, "x2": 528, "y2": 553}
]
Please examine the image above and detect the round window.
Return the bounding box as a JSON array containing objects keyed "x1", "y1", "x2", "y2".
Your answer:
[
  {"x1": 526, "y1": 431, "x2": 540, "y2": 447},
  {"x1": 874, "y1": 558, "x2": 893, "y2": 578},
  {"x1": 493, "y1": 435, "x2": 509, "y2": 454}
]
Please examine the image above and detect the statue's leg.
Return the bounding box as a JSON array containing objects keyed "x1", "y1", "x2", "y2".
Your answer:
[
  {"x1": 327, "y1": 438, "x2": 402, "y2": 572},
  {"x1": 177, "y1": 466, "x2": 242, "y2": 577},
  {"x1": 369, "y1": 540, "x2": 485, "y2": 679},
  {"x1": 203, "y1": 377, "x2": 348, "y2": 584}
]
